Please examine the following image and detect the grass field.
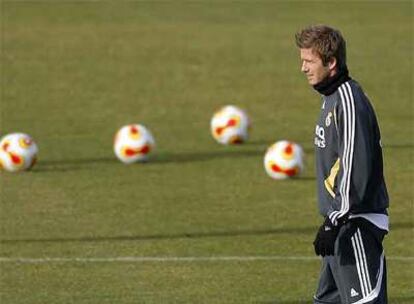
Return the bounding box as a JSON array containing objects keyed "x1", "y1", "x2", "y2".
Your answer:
[{"x1": 0, "y1": 1, "x2": 413, "y2": 303}]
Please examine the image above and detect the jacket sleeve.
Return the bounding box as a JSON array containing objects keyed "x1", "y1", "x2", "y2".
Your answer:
[{"x1": 328, "y1": 82, "x2": 374, "y2": 226}]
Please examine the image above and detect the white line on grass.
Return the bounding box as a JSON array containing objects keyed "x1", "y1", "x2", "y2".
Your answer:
[{"x1": 0, "y1": 255, "x2": 413, "y2": 264}]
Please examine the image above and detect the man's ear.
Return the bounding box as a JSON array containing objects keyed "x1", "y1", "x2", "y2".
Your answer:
[{"x1": 328, "y1": 57, "x2": 337, "y2": 72}]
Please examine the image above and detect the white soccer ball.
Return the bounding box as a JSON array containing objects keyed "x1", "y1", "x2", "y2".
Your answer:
[
  {"x1": 210, "y1": 105, "x2": 250, "y2": 145},
  {"x1": 114, "y1": 124, "x2": 155, "y2": 164},
  {"x1": 0, "y1": 133, "x2": 38, "y2": 172},
  {"x1": 264, "y1": 140, "x2": 304, "y2": 180}
]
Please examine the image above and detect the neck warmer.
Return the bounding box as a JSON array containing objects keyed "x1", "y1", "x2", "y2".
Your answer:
[{"x1": 313, "y1": 66, "x2": 351, "y2": 96}]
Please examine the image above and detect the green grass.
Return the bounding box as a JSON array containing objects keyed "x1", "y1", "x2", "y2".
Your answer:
[{"x1": 0, "y1": 1, "x2": 413, "y2": 303}]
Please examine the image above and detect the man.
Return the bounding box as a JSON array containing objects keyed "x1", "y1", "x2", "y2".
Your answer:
[{"x1": 295, "y1": 25, "x2": 389, "y2": 304}]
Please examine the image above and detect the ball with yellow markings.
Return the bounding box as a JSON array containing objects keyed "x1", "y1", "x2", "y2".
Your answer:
[
  {"x1": 114, "y1": 124, "x2": 155, "y2": 164},
  {"x1": 210, "y1": 105, "x2": 250, "y2": 145},
  {"x1": 0, "y1": 133, "x2": 38, "y2": 172},
  {"x1": 264, "y1": 140, "x2": 304, "y2": 180}
]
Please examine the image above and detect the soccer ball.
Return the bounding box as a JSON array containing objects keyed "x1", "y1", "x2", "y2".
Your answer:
[
  {"x1": 114, "y1": 124, "x2": 155, "y2": 164},
  {"x1": 0, "y1": 133, "x2": 38, "y2": 172},
  {"x1": 210, "y1": 105, "x2": 250, "y2": 145},
  {"x1": 264, "y1": 140, "x2": 304, "y2": 179}
]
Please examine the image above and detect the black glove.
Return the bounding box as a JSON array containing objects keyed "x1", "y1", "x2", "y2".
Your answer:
[{"x1": 313, "y1": 217, "x2": 339, "y2": 257}]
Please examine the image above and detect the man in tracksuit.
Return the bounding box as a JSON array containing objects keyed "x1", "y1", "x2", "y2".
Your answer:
[{"x1": 295, "y1": 25, "x2": 389, "y2": 303}]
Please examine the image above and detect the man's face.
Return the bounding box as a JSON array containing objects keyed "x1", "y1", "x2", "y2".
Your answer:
[{"x1": 300, "y1": 48, "x2": 330, "y2": 86}]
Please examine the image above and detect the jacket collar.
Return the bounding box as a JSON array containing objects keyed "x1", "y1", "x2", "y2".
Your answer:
[{"x1": 313, "y1": 66, "x2": 351, "y2": 96}]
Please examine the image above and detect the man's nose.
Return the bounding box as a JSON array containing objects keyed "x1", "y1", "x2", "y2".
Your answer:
[{"x1": 301, "y1": 61, "x2": 308, "y2": 73}]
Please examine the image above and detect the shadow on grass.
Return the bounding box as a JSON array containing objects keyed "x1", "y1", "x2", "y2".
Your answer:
[
  {"x1": 389, "y1": 295, "x2": 414, "y2": 303},
  {"x1": 1, "y1": 222, "x2": 411, "y2": 244},
  {"x1": 154, "y1": 148, "x2": 265, "y2": 164},
  {"x1": 0, "y1": 226, "x2": 315, "y2": 244},
  {"x1": 33, "y1": 146, "x2": 268, "y2": 172},
  {"x1": 383, "y1": 143, "x2": 414, "y2": 149},
  {"x1": 32, "y1": 157, "x2": 117, "y2": 172}
]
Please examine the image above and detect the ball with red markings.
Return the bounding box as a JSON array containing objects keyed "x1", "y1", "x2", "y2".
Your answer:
[
  {"x1": 0, "y1": 133, "x2": 38, "y2": 172},
  {"x1": 264, "y1": 140, "x2": 304, "y2": 180},
  {"x1": 114, "y1": 124, "x2": 155, "y2": 164},
  {"x1": 210, "y1": 105, "x2": 250, "y2": 145}
]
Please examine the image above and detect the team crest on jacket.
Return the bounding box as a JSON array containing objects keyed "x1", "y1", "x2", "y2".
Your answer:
[{"x1": 325, "y1": 112, "x2": 332, "y2": 127}]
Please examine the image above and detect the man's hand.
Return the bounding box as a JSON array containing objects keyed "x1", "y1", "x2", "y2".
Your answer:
[{"x1": 313, "y1": 217, "x2": 340, "y2": 257}]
